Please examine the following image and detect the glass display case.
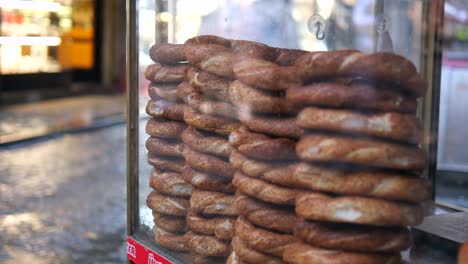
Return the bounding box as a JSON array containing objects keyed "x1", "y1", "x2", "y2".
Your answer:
[{"x1": 127, "y1": 0, "x2": 467, "y2": 263}]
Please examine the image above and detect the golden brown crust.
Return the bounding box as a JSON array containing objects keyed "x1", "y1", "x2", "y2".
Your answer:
[
  {"x1": 190, "y1": 188, "x2": 238, "y2": 216},
  {"x1": 154, "y1": 227, "x2": 189, "y2": 252},
  {"x1": 231, "y1": 236, "x2": 284, "y2": 264},
  {"x1": 182, "y1": 166, "x2": 235, "y2": 193},
  {"x1": 295, "y1": 50, "x2": 426, "y2": 96},
  {"x1": 229, "y1": 126, "x2": 297, "y2": 161},
  {"x1": 292, "y1": 162, "x2": 431, "y2": 202},
  {"x1": 297, "y1": 107, "x2": 423, "y2": 144},
  {"x1": 229, "y1": 80, "x2": 298, "y2": 114},
  {"x1": 182, "y1": 126, "x2": 232, "y2": 158},
  {"x1": 296, "y1": 134, "x2": 427, "y2": 170},
  {"x1": 233, "y1": 172, "x2": 307, "y2": 206},
  {"x1": 235, "y1": 193, "x2": 296, "y2": 234},
  {"x1": 145, "y1": 63, "x2": 189, "y2": 83},
  {"x1": 274, "y1": 48, "x2": 309, "y2": 66},
  {"x1": 146, "y1": 137, "x2": 184, "y2": 157},
  {"x1": 183, "y1": 147, "x2": 235, "y2": 178},
  {"x1": 146, "y1": 191, "x2": 189, "y2": 216},
  {"x1": 148, "y1": 83, "x2": 180, "y2": 102},
  {"x1": 152, "y1": 211, "x2": 186, "y2": 233},
  {"x1": 149, "y1": 169, "x2": 192, "y2": 197},
  {"x1": 283, "y1": 242, "x2": 401, "y2": 264},
  {"x1": 295, "y1": 192, "x2": 423, "y2": 226},
  {"x1": 233, "y1": 57, "x2": 302, "y2": 91},
  {"x1": 286, "y1": 82, "x2": 417, "y2": 113},
  {"x1": 230, "y1": 40, "x2": 277, "y2": 61},
  {"x1": 145, "y1": 118, "x2": 187, "y2": 139},
  {"x1": 184, "y1": 107, "x2": 241, "y2": 136},
  {"x1": 149, "y1": 43, "x2": 186, "y2": 64},
  {"x1": 146, "y1": 99, "x2": 185, "y2": 121},
  {"x1": 184, "y1": 43, "x2": 234, "y2": 78},
  {"x1": 230, "y1": 151, "x2": 297, "y2": 187},
  {"x1": 186, "y1": 211, "x2": 236, "y2": 241},
  {"x1": 235, "y1": 216, "x2": 298, "y2": 257},
  {"x1": 186, "y1": 67, "x2": 231, "y2": 101},
  {"x1": 227, "y1": 252, "x2": 246, "y2": 264},
  {"x1": 186, "y1": 231, "x2": 231, "y2": 257},
  {"x1": 147, "y1": 153, "x2": 184, "y2": 173},
  {"x1": 295, "y1": 219, "x2": 411, "y2": 253},
  {"x1": 184, "y1": 35, "x2": 232, "y2": 47},
  {"x1": 238, "y1": 109, "x2": 303, "y2": 139},
  {"x1": 177, "y1": 82, "x2": 238, "y2": 119}
]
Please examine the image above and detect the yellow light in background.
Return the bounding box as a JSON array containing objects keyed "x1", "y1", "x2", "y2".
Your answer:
[
  {"x1": 158, "y1": 12, "x2": 172, "y2": 23},
  {"x1": 0, "y1": 36, "x2": 62, "y2": 46},
  {"x1": 0, "y1": 0, "x2": 60, "y2": 12}
]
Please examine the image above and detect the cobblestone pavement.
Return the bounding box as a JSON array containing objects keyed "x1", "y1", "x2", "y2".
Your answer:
[{"x1": 0, "y1": 124, "x2": 127, "y2": 264}]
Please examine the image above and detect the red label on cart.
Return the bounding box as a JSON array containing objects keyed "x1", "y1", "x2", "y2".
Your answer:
[{"x1": 127, "y1": 237, "x2": 172, "y2": 264}]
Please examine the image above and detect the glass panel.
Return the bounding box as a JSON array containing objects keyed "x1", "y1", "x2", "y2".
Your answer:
[
  {"x1": 435, "y1": 0, "x2": 468, "y2": 209},
  {"x1": 132, "y1": 0, "x2": 445, "y2": 263}
]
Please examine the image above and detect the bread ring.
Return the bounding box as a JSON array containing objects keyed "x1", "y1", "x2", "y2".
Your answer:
[
  {"x1": 153, "y1": 227, "x2": 189, "y2": 252},
  {"x1": 186, "y1": 66, "x2": 231, "y2": 102},
  {"x1": 182, "y1": 126, "x2": 232, "y2": 158},
  {"x1": 295, "y1": 192, "x2": 423, "y2": 226},
  {"x1": 235, "y1": 216, "x2": 298, "y2": 257},
  {"x1": 297, "y1": 107, "x2": 423, "y2": 144},
  {"x1": 227, "y1": 252, "x2": 246, "y2": 264},
  {"x1": 149, "y1": 43, "x2": 186, "y2": 64},
  {"x1": 274, "y1": 48, "x2": 309, "y2": 66},
  {"x1": 146, "y1": 137, "x2": 184, "y2": 157},
  {"x1": 147, "y1": 153, "x2": 184, "y2": 173},
  {"x1": 230, "y1": 151, "x2": 296, "y2": 187},
  {"x1": 295, "y1": 50, "x2": 426, "y2": 96},
  {"x1": 192, "y1": 253, "x2": 226, "y2": 264},
  {"x1": 183, "y1": 147, "x2": 235, "y2": 178},
  {"x1": 152, "y1": 211, "x2": 186, "y2": 233},
  {"x1": 292, "y1": 162, "x2": 431, "y2": 202},
  {"x1": 186, "y1": 211, "x2": 236, "y2": 241},
  {"x1": 145, "y1": 118, "x2": 187, "y2": 139},
  {"x1": 229, "y1": 80, "x2": 298, "y2": 114},
  {"x1": 233, "y1": 172, "x2": 307, "y2": 206},
  {"x1": 294, "y1": 219, "x2": 411, "y2": 253},
  {"x1": 182, "y1": 166, "x2": 235, "y2": 194},
  {"x1": 235, "y1": 193, "x2": 296, "y2": 234},
  {"x1": 145, "y1": 63, "x2": 189, "y2": 83},
  {"x1": 185, "y1": 35, "x2": 231, "y2": 47},
  {"x1": 146, "y1": 191, "x2": 189, "y2": 216},
  {"x1": 186, "y1": 231, "x2": 231, "y2": 257},
  {"x1": 190, "y1": 188, "x2": 238, "y2": 216},
  {"x1": 184, "y1": 107, "x2": 241, "y2": 136},
  {"x1": 184, "y1": 43, "x2": 234, "y2": 78},
  {"x1": 229, "y1": 126, "x2": 297, "y2": 161},
  {"x1": 238, "y1": 109, "x2": 303, "y2": 139},
  {"x1": 230, "y1": 40, "x2": 277, "y2": 61},
  {"x1": 148, "y1": 83, "x2": 180, "y2": 102},
  {"x1": 146, "y1": 99, "x2": 185, "y2": 121},
  {"x1": 286, "y1": 82, "x2": 417, "y2": 113},
  {"x1": 177, "y1": 82, "x2": 238, "y2": 119},
  {"x1": 233, "y1": 57, "x2": 302, "y2": 91},
  {"x1": 149, "y1": 169, "x2": 192, "y2": 197},
  {"x1": 283, "y1": 242, "x2": 401, "y2": 264},
  {"x1": 231, "y1": 236, "x2": 284, "y2": 264},
  {"x1": 296, "y1": 134, "x2": 427, "y2": 170}
]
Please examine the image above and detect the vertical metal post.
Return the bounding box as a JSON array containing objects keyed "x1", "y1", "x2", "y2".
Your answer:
[
  {"x1": 126, "y1": 0, "x2": 140, "y2": 238},
  {"x1": 419, "y1": 0, "x2": 445, "y2": 199},
  {"x1": 373, "y1": 0, "x2": 385, "y2": 52}
]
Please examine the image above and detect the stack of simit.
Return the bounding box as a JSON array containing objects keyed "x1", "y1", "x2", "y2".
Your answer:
[
  {"x1": 282, "y1": 50, "x2": 431, "y2": 263},
  {"x1": 144, "y1": 43, "x2": 192, "y2": 253},
  {"x1": 226, "y1": 40, "x2": 310, "y2": 264},
  {"x1": 180, "y1": 35, "x2": 241, "y2": 263}
]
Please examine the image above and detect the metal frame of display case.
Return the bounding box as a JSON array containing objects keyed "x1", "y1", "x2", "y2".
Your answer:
[{"x1": 126, "y1": 0, "x2": 465, "y2": 263}]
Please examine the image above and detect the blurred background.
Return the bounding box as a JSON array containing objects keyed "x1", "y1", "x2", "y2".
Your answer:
[{"x1": 1, "y1": 0, "x2": 468, "y2": 263}]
